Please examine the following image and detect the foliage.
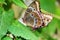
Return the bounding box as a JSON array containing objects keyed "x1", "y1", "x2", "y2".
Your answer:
[
  {"x1": 2, "y1": 36, "x2": 12, "y2": 40},
  {"x1": 0, "y1": 0, "x2": 60, "y2": 40}
]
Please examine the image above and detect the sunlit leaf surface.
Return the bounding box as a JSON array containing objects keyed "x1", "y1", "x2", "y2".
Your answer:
[
  {"x1": 8, "y1": 20, "x2": 38, "y2": 40},
  {"x1": 0, "y1": 9, "x2": 14, "y2": 39},
  {"x1": 2, "y1": 37, "x2": 12, "y2": 40}
]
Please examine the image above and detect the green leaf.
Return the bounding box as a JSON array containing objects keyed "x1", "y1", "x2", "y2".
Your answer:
[
  {"x1": 0, "y1": 7, "x2": 3, "y2": 15},
  {"x1": 16, "y1": 38, "x2": 22, "y2": 40},
  {"x1": 40, "y1": 0, "x2": 56, "y2": 13},
  {"x1": 0, "y1": 7, "x2": 4, "y2": 40},
  {"x1": 56, "y1": 7, "x2": 60, "y2": 16},
  {"x1": 2, "y1": 37, "x2": 12, "y2": 40},
  {"x1": 12, "y1": 0, "x2": 27, "y2": 8},
  {"x1": 0, "y1": 0, "x2": 5, "y2": 4},
  {"x1": 8, "y1": 20, "x2": 38, "y2": 40},
  {"x1": 58, "y1": 19, "x2": 60, "y2": 30},
  {"x1": 0, "y1": 34, "x2": 3, "y2": 40},
  {"x1": 0, "y1": 9, "x2": 14, "y2": 36}
]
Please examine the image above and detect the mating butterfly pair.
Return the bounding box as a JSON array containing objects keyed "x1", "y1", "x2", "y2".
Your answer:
[{"x1": 19, "y1": 1, "x2": 53, "y2": 29}]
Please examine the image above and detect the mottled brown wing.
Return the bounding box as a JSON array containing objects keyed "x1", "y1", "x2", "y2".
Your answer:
[
  {"x1": 22, "y1": 1, "x2": 42, "y2": 28},
  {"x1": 31, "y1": 12, "x2": 42, "y2": 28},
  {"x1": 41, "y1": 13, "x2": 53, "y2": 26},
  {"x1": 22, "y1": 11, "x2": 42, "y2": 28}
]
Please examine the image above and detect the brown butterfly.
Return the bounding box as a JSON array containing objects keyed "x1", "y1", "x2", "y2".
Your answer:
[{"x1": 19, "y1": 1, "x2": 53, "y2": 29}]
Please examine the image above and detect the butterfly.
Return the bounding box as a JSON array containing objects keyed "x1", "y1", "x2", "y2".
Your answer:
[{"x1": 19, "y1": 1, "x2": 53, "y2": 29}]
